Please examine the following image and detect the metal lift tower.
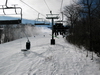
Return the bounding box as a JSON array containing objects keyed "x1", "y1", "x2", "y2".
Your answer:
[{"x1": 46, "y1": 11, "x2": 59, "y2": 45}]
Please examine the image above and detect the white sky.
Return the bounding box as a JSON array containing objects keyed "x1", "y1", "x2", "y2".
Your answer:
[{"x1": 0, "y1": 0, "x2": 71, "y2": 20}]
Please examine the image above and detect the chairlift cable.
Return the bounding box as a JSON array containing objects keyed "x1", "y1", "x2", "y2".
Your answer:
[
  {"x1": 57, "y1": 0, "x2": 64, "y2": 22},
  {"x1": 60, "y1": 0, "x2": 63, "y2": 12},
  {"x1": 60, "y1": 0, "x2": 64, "y2": 20},
  {"x1": 58, "y1": 0, "x2": 64, "y2": 15},
  {"x1": 5, "y1": 0, "x2": 8, "y2": 7},
  {"x1": 43, "y1": 0, "x2": 51, "y2": 12},
  {"x1": 20, "y1": 0, "x2": 46, "y2": 17}
]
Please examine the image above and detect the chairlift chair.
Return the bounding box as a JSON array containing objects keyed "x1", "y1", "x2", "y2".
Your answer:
[
  {"x1": 34, "y1": 18, "x2": 50, "y2": 25},
  {"x1": 44, "y1": 19, "x2": 50, "y2": 25},
  {"x1": 0, "y1": 3, "x2": 22, "y2": 25},
  {"x1": 55, "y1": 20, "x2": 66, "y2": 23},
  {"x1": 0, "y1": 19, "x2": 21, "y2": 25}
]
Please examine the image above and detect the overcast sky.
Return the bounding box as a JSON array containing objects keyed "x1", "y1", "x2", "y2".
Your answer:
[{"x1": 0, "y1": 0, "x2": 72, "y2": 20}]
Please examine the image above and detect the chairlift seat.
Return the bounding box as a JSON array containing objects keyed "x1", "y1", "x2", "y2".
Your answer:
[
  {"x1": 0, "y1": 4, "x2": 22, "y2": 25},
  {"x1": 35, "y1": 23, "x2": 49, "y2": 25},
  {"x1": 34, "y1": 17, "x2": 50, "y2": 25},
  {"x1": 0, "y1": 19, "x2": 21, "y2": 25},
  {"x1": 35, "y1": 23, "x2": 45, "y2": 25}
]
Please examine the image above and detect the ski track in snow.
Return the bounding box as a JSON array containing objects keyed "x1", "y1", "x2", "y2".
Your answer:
[{"x1": 0, "y1": 33, "x2": 100, "y2": 75}]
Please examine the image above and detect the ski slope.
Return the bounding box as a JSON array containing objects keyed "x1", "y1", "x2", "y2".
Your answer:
[{"x1": 0, "y1": 28, "x2": 100, "y2": 75}]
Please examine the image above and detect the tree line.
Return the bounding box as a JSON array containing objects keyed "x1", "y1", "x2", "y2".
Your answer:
[{"x1": 64, "y1": 0, "x2": 100, "y2": 57}]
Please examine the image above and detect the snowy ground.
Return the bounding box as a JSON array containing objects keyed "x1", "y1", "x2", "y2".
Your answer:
[{"x1": 0, "y1": 28, "x2": 100, "y2": 75}]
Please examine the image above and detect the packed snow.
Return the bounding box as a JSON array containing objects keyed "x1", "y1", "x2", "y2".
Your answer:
[{"x1": 0, "y1": 27, "x2": 100, "y2": 75}]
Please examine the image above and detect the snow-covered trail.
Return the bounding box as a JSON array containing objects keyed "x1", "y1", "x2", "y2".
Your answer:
[{"x1": 0, "y1": 33, "x2": 100, "y2": 75}]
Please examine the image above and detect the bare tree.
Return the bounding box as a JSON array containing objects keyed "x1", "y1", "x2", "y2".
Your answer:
[
  {"x1": 64, "y1": 3, "x2": 81, "y2": 34},
  {"x1": 64, "y1": 0, "x2": 100, "y2": 57}
]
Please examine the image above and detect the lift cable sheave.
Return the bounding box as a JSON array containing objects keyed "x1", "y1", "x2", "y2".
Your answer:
[{"x1": 20, "y1": 0, "x2": 45, "y2": 17}]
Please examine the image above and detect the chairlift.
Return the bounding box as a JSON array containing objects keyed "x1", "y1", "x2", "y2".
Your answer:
[
  {"x1": 0, "y1": 0, "x2": 22, "y2": 25},
  {"x1": 55, "y1": 12, "x2": 66, "y2": 23},
  {"x1": 0, "y1": 19, "x2": 21, "y2": 25},
  {"x1": 34, "y1": 18, "x2": 50, "y2": 25}
]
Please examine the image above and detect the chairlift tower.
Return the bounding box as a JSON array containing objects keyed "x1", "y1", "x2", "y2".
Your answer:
[{"x1": 46, "y1": 11, "x2": 59, "y2": 45}]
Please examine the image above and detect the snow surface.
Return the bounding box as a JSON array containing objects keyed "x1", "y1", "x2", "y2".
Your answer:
[{"x1": 0, "y1": 27, "x2": 100, "y2": 75}]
